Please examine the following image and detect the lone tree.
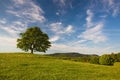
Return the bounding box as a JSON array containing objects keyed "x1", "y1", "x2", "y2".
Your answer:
[{"x1": 17, "y1": 27, "x2": 51, "y2": 54}]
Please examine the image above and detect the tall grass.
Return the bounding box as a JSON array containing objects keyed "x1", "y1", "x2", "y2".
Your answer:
[{"x1": 0, "y1": 53, "x2": 120, "y2": 80}]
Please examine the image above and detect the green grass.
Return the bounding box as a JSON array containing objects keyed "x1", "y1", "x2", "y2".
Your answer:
[{"x1": 0, "y1": 53, "x2": 120, "y2": 80}]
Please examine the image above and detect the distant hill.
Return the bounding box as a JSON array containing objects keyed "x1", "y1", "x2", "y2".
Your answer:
[{"x1": 46, "y1": 52, "x2": 98, "y2": 58}]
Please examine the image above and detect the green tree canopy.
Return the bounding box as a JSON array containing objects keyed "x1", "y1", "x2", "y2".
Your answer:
[
  {"x1": 17, "y1": 27, "x2": 51, "y2": 53},
  {"x1": 99, "y1": 54, "x2": 114, "y2": 66}
]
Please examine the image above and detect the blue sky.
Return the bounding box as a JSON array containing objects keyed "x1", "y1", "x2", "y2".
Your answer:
[{"x1": 0, "y1": 0, "x2": 120, "y2": 55}]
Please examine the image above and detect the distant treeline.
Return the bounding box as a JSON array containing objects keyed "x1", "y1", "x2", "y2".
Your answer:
[
  {"x1": 46, "y1": 52, "x2": 98, "y2": 62},
  {"x1": 46, "y1": 52, "x2": 120, "y2": 66}
]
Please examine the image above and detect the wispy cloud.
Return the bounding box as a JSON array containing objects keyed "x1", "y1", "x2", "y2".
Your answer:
[
  {"x1": 0, "y1": 19, "x2": 27, "y2": 37},
  {"x1": 0, "y1": 18, "x2": 7, "y2": 24},
  {"x1": 74, "y1": 40, "x2": 87, "y2": 44},
  {"x1": 108, "y1": 0, "x2": 114, "y2": 6},
  {"x1": 53, "y1": 0, "x2": 66, "y2": 7},
  {"x1": 112, "y1": 6, "x2": 119, "y2": 17},
  {"x1": 7, "y1": 0, "x2": 45, "y2": 23},
  {"x1": 49, "y1": 22, "x2": 74, "y2": 42},
  {"x1": 80, "y1": 23, "x2": 106, "y2": 43},
  {"x1": 107, "y1": 0, "x2": 120, "y2": 17},
  {"x1": 50, "y1": 22, "x2": 62, "y2": 33},
  {"x1": 65, "y1": 25, "x2": 74, "y2": 33},
  {"x1": 0, "y1": 27, "x2": 17, "y2": 36},
  {"x1": 12, "y1": 0, "x2": 25, "y2": 5},
  {"x1": 86, "y1": 9, "x2": 93, "y2": 28},
  {"x1": 59, "y1": 0, "x2": 66, "y2": 7},
  {"x1": 50, "y1": 36, "x2": 60, "y2": 42},
  {"x1": 91, "y1": 0, "x2": 120, "y2": 17},
  {"x1": 99, "y1": 15, "x2": 107, "y2": 18},
  {"x1": 53, "y1": 0, "x2": 73, "y2": 15},
  {"x1": 1, "y1": 0, "x2": 46, "y2": 38},
  {"x1": 79, "y1": 9, "x2": 107, "y2": 43},
  {"x1": 50, "y1": 22, "x2": 74, "y2": 35}
]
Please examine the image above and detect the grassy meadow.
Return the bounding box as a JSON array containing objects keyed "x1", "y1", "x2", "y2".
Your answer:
[{"x1": 0, "y1": 53, "x2": 120, "y2": 80}]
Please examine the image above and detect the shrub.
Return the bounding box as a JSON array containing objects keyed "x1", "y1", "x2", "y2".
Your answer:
[
  {"x1": 110, "y1": 53, "x2": 117, "y2": 62},
  {"x1": 90, "y1": 56, "x2": 99, "y2": 64},
  {"x1": 116, "y1": 52, "x2": 120, "y2": 62},
  {"x1": 78, "y1": 56, "x2": 91, "y2": 62},
  {"x1": 99, "y1": 54, "x2": 114, "y2": 66}
]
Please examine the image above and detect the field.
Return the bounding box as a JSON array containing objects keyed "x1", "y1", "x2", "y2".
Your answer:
[{"x1": 0, "y1": 53, "x2": 120, "y2": 80}]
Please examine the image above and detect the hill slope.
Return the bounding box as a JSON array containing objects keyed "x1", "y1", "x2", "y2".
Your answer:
[
  {"x1": 0, "y1": 53, "x2": 120, "y2": 80},
  {"x1": 47, "y1": 52, "x2": 98, "y2": 57}
]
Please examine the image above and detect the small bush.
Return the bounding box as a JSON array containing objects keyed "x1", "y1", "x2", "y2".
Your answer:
[
  {"x1": 78, "y1": 57, "x2": 90, "y2": 62},
  {"x1": 116, "y1": 52, "x2": 120, "y2": 62},
  {"x1": 99, "y1": 54, "x2": 114, "y2": 66},
  {"x1": 110, "y1": 53, "x2": 117, "y2": 62},
  {"x1": 90, "y1": 56, "x2": 99, "y2": 64}
]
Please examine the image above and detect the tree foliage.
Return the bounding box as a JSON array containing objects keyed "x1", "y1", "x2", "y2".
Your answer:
[
  {"x1": 17, "y1": 27, "x2": 51, "y2": 53},
  {"x1": 99, "y1": 54, "x2": 114, "y2": 65},
  {"x1": 116, "y1": 52, "x2": 120, "y2": 62},
  {"x1": 90, "y1": 56, "x2": 99, "y2": 64},
  {"x1": 110, "y1": 53, "x2": 117, "y2": 62}
]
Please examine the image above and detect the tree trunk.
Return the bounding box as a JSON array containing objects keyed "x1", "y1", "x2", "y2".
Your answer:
[
  {"x1": 30, "y1": 44, "x2": 34, "y2": 54},
  {"x1": 31, "y1": 49, "x2": 33, "y2": 54}
]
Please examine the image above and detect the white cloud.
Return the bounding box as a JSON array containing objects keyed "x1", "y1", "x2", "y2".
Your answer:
[
  {"x1": 0, "y1": 0, "x2": 45, "y2": 38},
  {"x1": 0, "y1": 19, "x2": 27, "y2": 38},
  {"x1": 102, "y1": 0, "x2": 120, "y2": 17},
  {"x1": 13, "y1": 21, "x2": 25, "y2": 27},
  {"x1": 80, "y1": 23, "x2": 106, "y2": 43},
  {"x1": 79, "y1": 9, "x2": 107, "y2": 43},
  {"x1": 108, "y1": 0, "x2": 114, "y2": 6},
  {"x1": 0, "y1": 18, "x2": 7, "y2": 24},
  {"x1": 50, "y1": 22, "x2": 62, "y2": 33},
  {"x1": 59, "y1": 0, "x2": 65, "y2": 6},
  {"x1": 6, "y1": 10, "x2": 21, "y2": 17},
  {"x1": 53, "y1": 0, "x2": 73, "y2": 15},
  {"x1": 90, "y1": 0, "x2": 120, "y2": 17},
  {"x1": 100, "y1": 15, "x2": 107, "y2": 18},
  {"x1": 53, "y1": 0, "x2": 73, "y2": 9},
  {"x1": 7, "y1": 0, "x2": 45, "y2": 23},
  {"x1": 53, "y1": 0, "x2": 66, "y2": 7},
  {"x1": 50, "y1": 36, "x2": 60, "y2": 42},
  {"x1": 49, "y1": 22, "x2": 74, "y2": 43},
  {"x1": 74, "y1": 40, "x2": 87, "y2": 44},
  {"x1": 0, "y1": 27, "x2": 17, "y2": 35},
  {"x1": 0, "y1": 19, "x2": 28, "y2": 37},
  {"x1": 65, "y1": 25, "x2": 74, "y2": 33},
  {"x1": 56, "y1": 12, "x2": 60, "y2": 16},
  {"x1": 86, "y1": 9, "x2": 93, "y2": 28},
  {"x1": 112, "y1": 7, "x2": 119, "y2": 17},
  {"x1": 12, "y1": 0, "x2": 25, "y2": 5},
  {"x1": 102, "y1": 0, "x2": 114, "y2": 6},
  {"x1": 50, "y1": 22, "x2": 74, "y2": 35}
]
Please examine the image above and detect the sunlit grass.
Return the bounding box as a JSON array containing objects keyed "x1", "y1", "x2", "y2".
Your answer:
[{"x1": 0, "y1": 53, "x2": 120, "y2": 80}]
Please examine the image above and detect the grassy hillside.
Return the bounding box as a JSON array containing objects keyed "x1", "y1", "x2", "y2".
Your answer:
[{"x1": 0, "y1": 53, "x2": 120, "y2": 80}]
